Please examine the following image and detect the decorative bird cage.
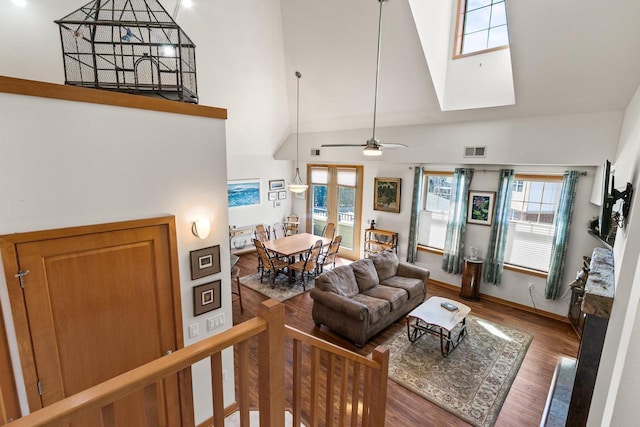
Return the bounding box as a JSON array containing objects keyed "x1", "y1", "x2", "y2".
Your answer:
[{"x1": 55, "y1": 0, "x2": 198, "y2": 103}]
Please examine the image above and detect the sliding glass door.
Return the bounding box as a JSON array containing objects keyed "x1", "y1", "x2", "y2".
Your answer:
[{"x1": 308, "y1": 165, "x2": 363, "y2": 260}]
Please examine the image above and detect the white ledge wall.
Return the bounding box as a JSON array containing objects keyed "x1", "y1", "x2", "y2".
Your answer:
[{"x1": 0, "y1": 90, "x2": 231, "y2": 424}]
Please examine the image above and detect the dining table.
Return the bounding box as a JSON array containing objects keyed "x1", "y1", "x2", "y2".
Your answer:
[{"x1": 263, "y1": 232, "x2": 331, "y2": 259}]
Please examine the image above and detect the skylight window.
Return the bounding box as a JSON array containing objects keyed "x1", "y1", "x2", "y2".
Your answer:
[{"x1": 455, "y1": 0, "x2": 509, "y2": 57}]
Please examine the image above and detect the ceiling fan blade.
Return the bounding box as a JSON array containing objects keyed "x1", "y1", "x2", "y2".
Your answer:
[
  {"x1": 320, "y1": 143, "x2": 367, "y2": 147},
  {"x1": 379, "y1": 143, "x2": 409, "y2": 148}
]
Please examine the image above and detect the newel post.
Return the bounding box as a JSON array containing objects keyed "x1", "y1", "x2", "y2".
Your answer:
[
  {"x1": 257, "y1": 299, "x2": 285, "y2": 427},
  {"x1": 369, "y1": 345, "x2": 389, "y2": 427}
]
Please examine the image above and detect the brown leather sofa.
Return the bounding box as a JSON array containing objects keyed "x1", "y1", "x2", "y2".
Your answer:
[{"x1": 310, "y1": 250, "x2": 430, "y2": 347}]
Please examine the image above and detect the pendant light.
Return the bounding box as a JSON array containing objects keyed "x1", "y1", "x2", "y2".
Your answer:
[{"x1": 288, "y1": 71, "x2": 309, "y2": 193}]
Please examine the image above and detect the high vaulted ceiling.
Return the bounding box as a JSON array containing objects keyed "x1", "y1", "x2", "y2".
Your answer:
[{"x1": 280, "y1": 0, "x2": 640, "y2": 134}]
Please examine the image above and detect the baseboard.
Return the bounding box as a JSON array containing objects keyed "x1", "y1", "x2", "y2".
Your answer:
[
  {"x1": 428, "y1": 278, "x2": 570, "y2": 324},
  {"x1": 196, "y1": 402, "x2": 239, "y2": 427}
]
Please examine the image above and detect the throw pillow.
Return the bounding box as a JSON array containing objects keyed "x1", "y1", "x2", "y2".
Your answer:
[
  {"x1": 315, "y1": 266, "x2": 359, "y2": 298},
  {"x1": 351, "y1": 258, "x2": 379, "y2": 292},
  {"x1": 370, "y1": 250, "x2": 399, "y2": 281}
]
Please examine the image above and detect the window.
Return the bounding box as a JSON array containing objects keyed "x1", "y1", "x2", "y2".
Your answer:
[
  {"x1": 504, "y1": 176, "x2": 562, "y2": 272},
  {"x1": 455, "y1": 0, "x2": 510, "y2": 57},
  {"x1": 418, "y1": 173, "x2": 453, "y2": 249}
]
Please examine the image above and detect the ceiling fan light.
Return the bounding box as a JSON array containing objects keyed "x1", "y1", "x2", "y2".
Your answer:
[{"x1": 363, "y1": 145, "x2": 383, "y2": 156}]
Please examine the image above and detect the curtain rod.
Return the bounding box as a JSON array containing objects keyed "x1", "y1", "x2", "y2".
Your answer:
[
  {"x1": 414, "y1": 166, "x2": 589, "y2": 176},
  {"x1": 474, "y1": 169, "x2": 588, "y2": 176}
]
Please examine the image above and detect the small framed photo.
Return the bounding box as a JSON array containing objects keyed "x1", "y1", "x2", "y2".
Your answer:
[
  {"x1": 269, "y1": 179, "x2": 285, "y2": 191},
  {"x1": 467, "y1": 191, "x2": 496, "y2": 226},
  {"x1": 374, "y1": 177, "x2": 401, "y2": 213},
  {"x1": 278, "y1": 190, "x2": 287, "y2": 200},
  {"x1": 268, "y1": 191, "x2": 277, "y2": 201},
  {"x1": 274, "y1": 200, "x2": 281, "y2": 207},
  {"x1": 190, "y1": 245, "x2": 221, "y2": 280},
  {"x1": 294, "y1": 191, "x2": 306, "y2": 200},
  {"x1": 193, "y1": 280, "x2": 221, "y2": 316}
]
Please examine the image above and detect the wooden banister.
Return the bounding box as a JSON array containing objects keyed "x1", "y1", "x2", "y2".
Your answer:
[
  {"x1": 284, "y1": 325, "x2": 389, "y2": 426},
  {"x1": 6, "y1": 308, "x2": 272, "y2": 427},
  {"x1": 6, "y1": 301, "x2": 387, "y2": 427}
]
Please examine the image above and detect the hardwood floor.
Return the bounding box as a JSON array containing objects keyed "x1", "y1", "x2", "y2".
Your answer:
[{"x1": 231, "y1": 253, "x2": 579, "y2": 426}]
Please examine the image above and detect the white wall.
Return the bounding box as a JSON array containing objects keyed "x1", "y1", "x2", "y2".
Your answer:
[
  {"x1": 588, "y1": 84, "x2": 640, "y2": 426},
  {"x1": 0, "y1": 0, "x2": 293, "y2": 237},
  {"x1": 275, "y1": 111, "x2": 622, "y2": 166},
  {"x1": 0, "y1": 91, "x2": 232, "y2": 424}
]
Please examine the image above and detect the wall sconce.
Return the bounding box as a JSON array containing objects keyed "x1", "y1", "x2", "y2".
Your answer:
[{"x1": 192, "y1": 218, "x2": 211, "y2": 239}]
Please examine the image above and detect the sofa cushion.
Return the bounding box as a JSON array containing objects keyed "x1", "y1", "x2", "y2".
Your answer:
[
  {"x1": 315, "y1": 265, "x2": 359, "y2": 298},
  {"x1": 370, "y1": 250, "x2": 399, "y2": 281},
  {"x1": 351, "y1": 258, "x2": 379, "y2": 292},
  {"x1": 362, "y1": 285, "x2": 408, "y2": 312},
  {"x1": 352, "y1": 294, "x2": 390, "y2": 325},
  {"x1": 381, "y1": 276, "x2": 425, "y2": 300}
]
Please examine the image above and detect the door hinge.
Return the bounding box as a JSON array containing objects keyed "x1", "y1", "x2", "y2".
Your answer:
[
  {"x1": 15, "y1": 270, "x2": 30, "y2": 289},
  {"x1": 37, "y1": 380, "x2": 42, "y2": 396}
]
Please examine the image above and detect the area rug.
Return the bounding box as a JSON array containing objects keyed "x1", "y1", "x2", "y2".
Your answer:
[
  {"x1": 240, "y1": 272, "x2": 316, "y2": 302},
  {"x1": 381, "y1": 315, "x2": 532, "y2": 427}
]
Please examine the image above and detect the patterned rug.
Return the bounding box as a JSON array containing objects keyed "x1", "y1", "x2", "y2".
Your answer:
[
  {"x1": 381, "y1": 315, "x2": 532, "y2": 427},
  {"x1": 240, "y1": 272, "x2": 316, "y2": 302}
]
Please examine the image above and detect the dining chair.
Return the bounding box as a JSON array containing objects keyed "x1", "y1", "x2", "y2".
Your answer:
[
  {"x1": 317, "y1": 235, "x2": 342, "y2": 274},
  {"x1": 254, "y1": 239, "x2": 289, "y2": 287},
  {"x1": 255, "y1": 224, "x2": 270, "y2": 242},
  {"x1": 288, "y1": 239, "x2": 324, "y2": 291},
  {"x1": 254, "y1": 224, "x2": 270, "y2": 274},
  {"x1": 272, "y1": 222, "x2": 286, "y2": 239},
  {"x1": 322, "y1": 222, "x2": 335, "y2": 239},
  {"x1": 230, "y1": 266, "x2": 243, "y2": 312}
]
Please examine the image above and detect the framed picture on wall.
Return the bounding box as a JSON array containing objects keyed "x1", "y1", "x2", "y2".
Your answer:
[
  {"x1": 268, "y1": 191, "x2": 277, "y2": 201},
  {"x1": 190, "y1": 245, "x2": 221, "y2": 280},
  {"x1": 193, "y1": 280, "x2": 222, "y2": 316},
  {"x1": 373, "y1": 177, "x2": 401, "y2": 213},
  {"x1": 269, "y1": 179, "x2": 285, "y2": 191},
  {"x1": 228, "y1": 179, "x2": 261, "y2": 208},
  {"x1": 278, "y1": 191, "x2": 287, "y2": 200},
  {"x1": 467, "y1": 191, "x2": 496, "y2": 226}
]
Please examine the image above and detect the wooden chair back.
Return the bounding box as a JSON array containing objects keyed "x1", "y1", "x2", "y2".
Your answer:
[
  {"x1": 255, "y1": 224, "x2": 269, "y2": 242},
  {"x1": 272, "y1": 222, "x2": 286, "y2": 239},
  {"x1": 254, "y1": 239, "x2": 272, "y2": 267},
  {"x1": 322, "y1": 222, "x2": 335, "y2": 239},
  {"x1": 319, "y1": 235, "x2": 342, "y2": 272}
]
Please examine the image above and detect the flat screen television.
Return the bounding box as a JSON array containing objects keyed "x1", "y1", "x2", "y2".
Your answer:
[{"x1": 599, "y1": 160, "x2": 614, "y2": 237}]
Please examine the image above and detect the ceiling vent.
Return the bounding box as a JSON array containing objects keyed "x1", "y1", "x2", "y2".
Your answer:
[
  {"x1": 310, "y1": 148, "x2": 321, "y2": 157},
  {"x1": 464, "y1": 146, "x2": 486, "y2": 158}
]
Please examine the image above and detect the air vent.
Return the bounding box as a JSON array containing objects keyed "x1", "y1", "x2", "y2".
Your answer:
[
  {"x1": 310, "y1": 148, "x2": 321, "y2": 157},
  {"x1": 464, "y1": 146, "x2": 486, "y2": 158}
]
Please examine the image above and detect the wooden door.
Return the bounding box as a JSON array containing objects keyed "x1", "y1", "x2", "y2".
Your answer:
[{"x1": 1, "y1": 218, "x2": 186, "y2": 426}]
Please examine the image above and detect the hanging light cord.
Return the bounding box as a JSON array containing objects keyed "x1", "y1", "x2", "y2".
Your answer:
[{"x1": 296, "y1": 71, "x2": 301, "y2": 169}]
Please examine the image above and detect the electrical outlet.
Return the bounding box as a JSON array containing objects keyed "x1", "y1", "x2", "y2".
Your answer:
[
  {"x1": 188, "y1": 323, "x2": 199, "y2": 338},
  {"x1": 528, "y1": 282, "x2": 534, "y2": 290},
  {"x1": 207, "y1": 314, "x2": 225, "y2": 331}
]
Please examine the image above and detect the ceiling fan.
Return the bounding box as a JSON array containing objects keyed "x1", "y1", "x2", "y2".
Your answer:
[{"x1": 321, "y1": 0, "x2": 407, "y2": 157}]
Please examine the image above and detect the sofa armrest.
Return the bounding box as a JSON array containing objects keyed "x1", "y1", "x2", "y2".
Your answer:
[
  {"x1": 397, "y1": 262, "x2": 430, "y2": 284},
  {"x1": 310, "y1": 289, "x2": 367, "y2": 321}
]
